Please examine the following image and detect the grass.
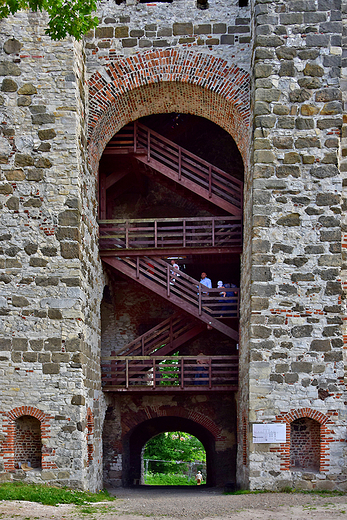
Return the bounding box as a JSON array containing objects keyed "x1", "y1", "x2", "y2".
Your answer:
[
  {"x1": 0, "y1": 482, "x2": 115, "y2": 507},
  {"x1": 144, "y1": 472, "x2": 205, "y2": 486}
]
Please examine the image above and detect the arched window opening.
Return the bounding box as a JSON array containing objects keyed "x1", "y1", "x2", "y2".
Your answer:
[
  {"x1": 14, "y1": 415, "x2": 42, "y2": 470},
  {"x1": 142, "y1": 431, "x2": 206, "y2": 485},
  {"x1": 290, "y1": 418, "x2": 320, "y2": 472}
]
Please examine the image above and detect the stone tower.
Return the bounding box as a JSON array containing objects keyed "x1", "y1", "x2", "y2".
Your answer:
[{"x1": 0, "y1": 0, "x2": 346, "y2": 492}]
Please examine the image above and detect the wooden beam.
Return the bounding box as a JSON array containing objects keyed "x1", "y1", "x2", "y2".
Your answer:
[
  {"x1": 100, "y1": 246, "x2": 242, "y2": 257},
  {"x1": 106, "y1": 170, "x2": 129, "y2": 190},
  {"x1": 99, "y1": 169, "x2": 106, "y2": 220}
]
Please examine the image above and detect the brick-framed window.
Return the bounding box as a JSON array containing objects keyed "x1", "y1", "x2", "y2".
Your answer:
[
  {"x1": 271, "y1": 408, "x2": 334, "y2": 473},
  {"x1": 0, "y1": 406, "x2": 54, "y2": 471}
]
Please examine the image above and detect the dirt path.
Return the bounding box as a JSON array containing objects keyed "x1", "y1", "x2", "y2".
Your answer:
[{"x1": 0, "y1": 487, "x2": 347, "y2": 519}]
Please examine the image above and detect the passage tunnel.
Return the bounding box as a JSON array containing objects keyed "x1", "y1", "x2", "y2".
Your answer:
[{"x1": 121, "y1": 415, "x2": 236, "y2": 487}]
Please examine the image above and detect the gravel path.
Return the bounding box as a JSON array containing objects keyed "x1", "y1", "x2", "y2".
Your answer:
[{"x1": 0, "y1": 487, "x2": 347, "y2": 519}]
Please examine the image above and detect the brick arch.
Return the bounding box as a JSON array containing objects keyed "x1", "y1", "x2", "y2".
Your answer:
[
  {"x1": 121, "y1": 404, "x2": 222, "y2": 440},
  {"x1": 1, "y1": 407, "x2": 54, "y2": 471},
  {"x1": 278, "y1": 408, "x2": 330, "y2": 426},
  {"x1": 88, "y1": 49, "x2": 251, "y2": 172},
  {"x1": 274, "y1": 408, "x2": 334, "y2": 473},
  {"x1": 7, "y1": 406, "x2": 47, "y2": 423}
]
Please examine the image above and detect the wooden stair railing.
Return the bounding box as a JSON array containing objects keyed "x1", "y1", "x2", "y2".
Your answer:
[
  {"x1": 103, "y1": 122, "x2": 243, "y2": 216},
  {"x1": 114, "y1": 313, "x2": 205, "y2": 358},
  {"x1": 101, "y1": 355, "x2": 239, "y2": 391},
  {"x1": 99, "y1": 215, "x2": 242, "y2": 252},
  {"x1": 103, "y1": 255, "x2": 239, "y2": 341}
]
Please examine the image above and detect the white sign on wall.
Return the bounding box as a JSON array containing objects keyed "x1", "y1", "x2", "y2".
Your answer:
[{"x1": 252, "y1": 423, "x2": 286, "y2": 444}]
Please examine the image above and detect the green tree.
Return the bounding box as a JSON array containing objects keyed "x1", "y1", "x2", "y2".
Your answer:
[
  {"x1": 144, "y1": 432, "x2": 206, "y2": 463},
  {"x1": 0, "y1": 0, "x2": 98, "y2": 40}
]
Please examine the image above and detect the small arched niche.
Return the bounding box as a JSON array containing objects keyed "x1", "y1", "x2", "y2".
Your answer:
[
  {"x1": 290, "y1": 418, "x2": 320, "y2": 472},
  {"x1": 14, "y1": 415, "x2": 42, "y2": 469}
]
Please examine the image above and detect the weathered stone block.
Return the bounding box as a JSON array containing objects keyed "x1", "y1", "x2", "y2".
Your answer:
[
  {"x1": 96, "y1": 26, "x2": 114, "y2": 38},
  {"x1": 38, "y1": 129, "x2": 56, "y2": 141},
  {"x1": 18, "y1": 83, "x2": 37, "y2": 95},
  {"x1": 23, "y1": 352, "x2": 38, "y2": 362},
  {"x1": 324, "y1": 351, "x2": 342, "y2": 362},
  {"x1": 251, "y1": 267, "x2": 272, "y2": 281},
  {"x1": 4, "y1": 169, "x2": 25, "y2": 181},
  {"x1": 71, "y1": 395, "x2": 85, "y2": 405},
  {"x1": 273, "y1": 137, "x2": 293, "y2": 149},
  {"x1": 15, "y1": 154, "x2": 34, "y2": 167},
  {"x1": 317, "y1": 118, "x2": 342, "y2": 129},
  {"x1": 289, "y1": 89, "x2": 311, "y2": 103},
  {"x1": 26, "y1": 168, "x2": 44, "y2": 181},
  {"x1": 291, "y1": 325, "x2": 313, "y2": 338},
  {"x1": 12, "y1": 296, "x2": 29, "y2": 307},
  {"x1": 304, "y1": 63, "x2": 324, "y2": 77},
  {"x1": 173, "y1": 23, "x2": 193, "y2": 35},
  {"x1": 32, "y1": 113, "x2": 55, "y2": 125},
  {"x1": 310, "y1": 339, "x2": 331, "y2": 352},
  {"x1": 277, "y1": 213, "x2": 300, "y2": 226},
  {"x1": 295, "y1": 118, "x2": 314, "y2": 130},
  {"x1": 48, "y1": 309, "x2": 62, "y2": 319},
  {"x1": 273, "y1": 105, "x2": 290, "y2": 115},
  {"x1": 12, "y1": 339, "x2": 28, "y2": 351},
  {"x1": 52, "y1": 353, "x2": 70, "y2": 363},
  {"x1": 0, "y1": 61, "x2": 21, "y2": 76},
  {"x1": 44, "y1": 338, "x2": 62, "y2": 351},
  {"x1": 298, "y1": 78, "x2": 321, "y2": 89},
  {"x1": 315, "y1": 89, "x2": 342, "y2": 102},
  {"x1": 279, "y1": 61, "x2": 295, "y2": 77},
  {"x1": 60, "y1": 242, "x2": 80, "y2": 259},
  {"x1": 1, "y1": 79, "x2": 18, "y2": 92},
  {"x1": 6, "y1": 197, "x2": 19, "y2": 211},
  {"x1": 310, "y1": 165, "x2": 339, "y2": 179},
  {"x1": 316, "y1": 193, "x2": 340, "y2": 206},
  {"x1": 291, "y1": 361, "x2": 312, "y2": 373},
  {"x1": 42, "y1": 363, "x2": 59, "y2": 374}
]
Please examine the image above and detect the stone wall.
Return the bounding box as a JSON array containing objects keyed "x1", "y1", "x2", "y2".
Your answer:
[
  {"x1": 249, "y1": 0, "x2": 346, "y2": 490},
  {"x1": 0, "y1": 12, "x2": 104, "y2": 491}
]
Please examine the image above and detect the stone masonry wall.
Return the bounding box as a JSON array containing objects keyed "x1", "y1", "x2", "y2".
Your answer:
[
  {"x1": 0, "y1": 12, "x2": 104, "y2": 491},
  {"x1": 87, "y1": 0, "x2": 251, "y2": 74},
  {"x1": 249, "y1": 0, "x2": 346, "y2": 490}
]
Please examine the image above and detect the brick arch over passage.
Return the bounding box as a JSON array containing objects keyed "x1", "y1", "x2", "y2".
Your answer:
[{"x1": 88, "y1": 49, "x2": 251, "y2": 172}]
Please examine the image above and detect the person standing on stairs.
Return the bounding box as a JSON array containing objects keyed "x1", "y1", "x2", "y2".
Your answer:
[
  {"x1": 200, "y1": 272, "x2": 212, "y2": 290},
  {"x1": 170, "y1": 259, "x2": 180, "y2": 285}
]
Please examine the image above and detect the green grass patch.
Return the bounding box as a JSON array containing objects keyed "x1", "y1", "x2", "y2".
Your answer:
[
  {"x1": 0, "y1": 482, "x2": 115, "y2": 506},
  {"x1": 144, "y1": 472, "x2": 205, "y2": 486}
]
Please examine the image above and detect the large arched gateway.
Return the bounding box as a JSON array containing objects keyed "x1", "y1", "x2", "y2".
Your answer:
[{"x1": 0, "y1": 0, "x2": 345, "y2": 494}]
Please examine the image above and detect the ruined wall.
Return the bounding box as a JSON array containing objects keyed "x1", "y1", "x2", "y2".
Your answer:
[
  {"x1": 0, "y1": 12, "x2": 104, "y2": 491},
  {"x1": 249, "y1": 0, "x2": 346, "y2": 490}
]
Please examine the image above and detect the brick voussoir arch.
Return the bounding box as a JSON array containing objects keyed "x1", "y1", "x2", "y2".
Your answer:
[
  {"x1": 121, "y1": 405, "x2": 222, "y2": 440},
  {"x1": 276, "y1": 408, "x2": 331, "y2": 425},
  {"x1": 88, "y1": 49, "x2": 251, "y2": 172},
  {"x1": 7, "y1": 406, "x2": 48, "y2": 423}
]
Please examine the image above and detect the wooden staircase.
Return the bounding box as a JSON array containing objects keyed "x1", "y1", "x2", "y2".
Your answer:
[
  {"x1": 114, "y1": 313, "x2": 205, "y2": 358},
  {"x1": 103, "y1": 122, "x2": 243, "y2": 216},
  {"x1": 103, "y1": 255, "x2": 239, "y2": 341}
]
